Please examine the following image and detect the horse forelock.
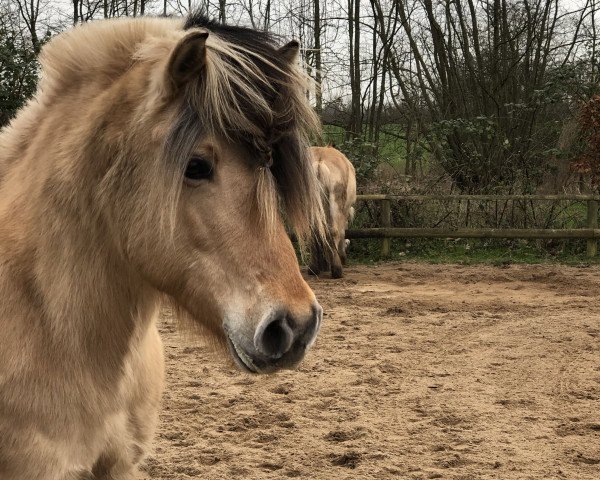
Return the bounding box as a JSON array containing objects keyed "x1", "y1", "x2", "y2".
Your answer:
[{"x1": 167, "y1": 15, "x2": 324, "y2": 244}]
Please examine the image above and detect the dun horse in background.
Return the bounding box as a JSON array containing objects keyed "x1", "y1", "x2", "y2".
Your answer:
[
  {"x1": 0, "y1": 14, "x2": 324, "y2": 480},
  {"x1": 309, "y1": 146, "x2": 357, "y2": 278}
]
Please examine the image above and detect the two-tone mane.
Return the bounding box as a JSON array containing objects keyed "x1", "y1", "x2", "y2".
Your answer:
[{"x1": 170, "y1": 15, "x2": 324, "y2": 238}]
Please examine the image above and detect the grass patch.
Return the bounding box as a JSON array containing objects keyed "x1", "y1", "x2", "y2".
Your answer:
[
  {"x1": 321, "y1": 124, "x2": 410, "y2": 172},
  {"x1": 346, "y1": 238, "x2": 600, "y2": 266}
]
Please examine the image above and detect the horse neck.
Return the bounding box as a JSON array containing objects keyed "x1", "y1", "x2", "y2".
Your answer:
[
  {"x1": 0, "y1": 186, "x2": 159, "y2": 374},
  {"x1": 45, "y1": 242, "x2": 157, "y2": 367}
]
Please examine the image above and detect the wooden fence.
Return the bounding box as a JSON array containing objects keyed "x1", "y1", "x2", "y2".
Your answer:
[{"x1": 347, "y1": 194, "x2": 600, "y2": 257}]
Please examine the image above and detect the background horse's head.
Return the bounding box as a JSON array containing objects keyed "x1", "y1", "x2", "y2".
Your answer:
[{"x1": 33, "y1": 15, "x2": 325, "y2": 373}]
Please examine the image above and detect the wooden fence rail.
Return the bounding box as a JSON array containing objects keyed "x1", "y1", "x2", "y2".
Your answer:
[{"x1": 349, "y1": 194, "x2": 600, "y2": 258}]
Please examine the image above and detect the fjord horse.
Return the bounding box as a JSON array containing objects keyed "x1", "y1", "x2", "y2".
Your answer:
[
  {"x1": 0, "y1": 14, "x2": 324, "y2": 480},
  {"x1": 309, "y1": 146, "x2": 357, "y2": 278}
]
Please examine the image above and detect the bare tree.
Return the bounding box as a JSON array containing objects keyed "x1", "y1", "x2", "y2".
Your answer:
[
  {"x1": 346, "y1": 0, "x2": 361, "y2": 138},
  {"x1": 6, "y1": 0, "x2": 600, "y2": 193},
  {"x1": 14, "y1": 0, "x2": 41, "y2": 50},
  {"x1": 361, "y1": 0, "x2": 599, "y2": 191},
  {"x1": 313, "y1": 0, "x2": 322, "y2": 115}
]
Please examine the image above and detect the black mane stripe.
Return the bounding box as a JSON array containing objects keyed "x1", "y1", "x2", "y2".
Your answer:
[
  {"x1": 178, "y1": 12, "x2": 300, "y2": 158},
  {"x1": 184, "y1": 13, "x2": 280, "y2": 53}
]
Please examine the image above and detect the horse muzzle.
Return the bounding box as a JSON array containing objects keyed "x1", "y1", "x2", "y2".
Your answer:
[{"x1": 224, "y1": 302, "x2": 323, "y2": 374}]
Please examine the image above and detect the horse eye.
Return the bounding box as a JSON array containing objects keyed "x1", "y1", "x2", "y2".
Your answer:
[{"x1": 184, "y1": 156, "x2": 213, "y2": 183}]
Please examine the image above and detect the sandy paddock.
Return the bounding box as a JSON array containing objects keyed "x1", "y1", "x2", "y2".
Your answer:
[{"x1": 142, "y1": 262, "x2": 600, "y2": 479}]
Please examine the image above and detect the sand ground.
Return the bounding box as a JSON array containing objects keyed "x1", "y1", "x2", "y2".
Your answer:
[{"x1": 142, "y1": 262, "x2": 600, "y2": 479}]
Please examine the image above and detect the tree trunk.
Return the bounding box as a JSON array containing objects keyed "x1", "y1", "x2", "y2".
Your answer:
[
  {"x1": 353, "y1": 0, "x2": 361, "y2": 137},
  {"x1": 219, "y1": 0, "x2": 226, "y2": 24},
  {"x1": 347, "y1": 0, "x2": 361, "y2": 139},
  {"x1": 314, "y1": 0, "x2": 322, "y2": 116}
]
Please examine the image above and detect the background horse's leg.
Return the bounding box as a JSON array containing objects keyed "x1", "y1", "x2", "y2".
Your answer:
[
  {"x1": 328, "y1": 220, "x2": 344, "y2": 279},
  {"x1": 330, "y1": 248, "x2": 344, "y2": 279},
  {"x1": 308, "y1": 237, "x2": 324, "y2": 276},
  {"x1": 338, "y1": 237, "x2": 349, "y2": 266}
]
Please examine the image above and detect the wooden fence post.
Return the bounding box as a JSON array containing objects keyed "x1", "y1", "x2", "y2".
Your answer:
[
  {"x1": 587, "y1": 200, "x2": 598, "y2": 257},
  {"x1": 381, "y1": 198, "x2": 391, "y2": 257},
  {"x1": 346, "y1": 195, "x2": 600, "y2": 255}
]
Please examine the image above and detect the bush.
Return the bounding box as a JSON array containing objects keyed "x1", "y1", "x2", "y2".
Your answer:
[
  {"x1": 0, "y1": 22, "x2": 40, "y2": 127},
  {"x1": 576, "y1": 94, "x2": 600, "y2": 187}
]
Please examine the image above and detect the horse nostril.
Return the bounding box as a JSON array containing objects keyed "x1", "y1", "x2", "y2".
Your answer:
[{"x1": 255, "y1": 315, "x2": 294, "y2": 359}]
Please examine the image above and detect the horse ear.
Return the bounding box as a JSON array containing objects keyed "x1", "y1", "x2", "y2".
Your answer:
[
  {"x1": 278, "y1": 40, "x2": 300, "y2": 63},
  {"x1": 167, "y1": 31, "x2": 209, "y2": 90}
]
